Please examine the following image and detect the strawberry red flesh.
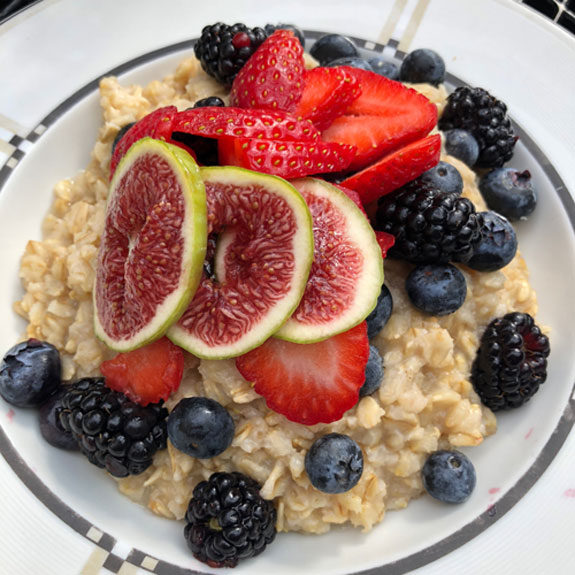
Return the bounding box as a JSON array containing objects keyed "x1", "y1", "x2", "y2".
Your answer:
[
  {"x1": 100, "y1": 337, "x2": 184, "y2": 406},
  {"x1": 236, "y1": 322, "x2": 369, "y2": 425}
]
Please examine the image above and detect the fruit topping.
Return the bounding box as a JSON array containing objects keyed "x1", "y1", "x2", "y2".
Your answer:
[
  {"x1": 368, "y1": 57, "x2": 400, "y2": 80},
  {"x1": 399, "y1": 48, "x2": 446, "y2": 86},
  {"x1": 235, "y1": 322, "x2": 369, "y2": 425},
  {"x1": 275, "y1": 178, "x2": 383, "y2": 342},
  {"x1": 100, "y1": 337, "x2": 184, "y2": 406},
  {"x1": 59, "y1": 377, "x2": 168, "y2": 477},
  {"x1": 405, "y1": 263, "x2": 467, "y2": 316},
  {"x1": 359, "y1": 345, "x2": 385, "y2": 397},
  {"x1": 366, "y1": 284, "x2": 394, "y2": 339},
  {"x1": 444, "y1": 129, "x2": 480, "y2": 167},
  {"x1": 193, "y1": 23, "x2": 268, "y2": 85},
  {"x1": 375, "y1": 179, "x2": 484, "y2": 264},
  {"x1": 230, "y1": 30, "x2": 305, "y2": 113},
  {"x1": 168, "y1": 166, "x2": 313, "y2": 359},
  {"x1": 95, "y1": 138, "x2": 207, "y2": 351},
  {"x1": 342, "y1": 134, "x2": 442, "y2": 205},
  {"x1": 309, "y1": 34, "x2": 359, "y2": 65},
  {"x1": 39, "y1": 389, "x2": 79, "y2": 450},
  {"x1": 167, "y1": 397, "x2": 235, "y2": 458},
  {"x1": 304, "y1": 433, "x2": 364, "y2": 493},
  {"x1": 184, "y1": 471, "x2": 277, "y2": 568},
  {"x1": 439, "y1": 86, "x2": 517, "y2": 168},
  {"x1": 466, "y1": 211, "x2": 518, "y2": 272},
  {"x1": 471, "y1": 312, "x2": 550, "y2": 411},
  {"x1": 112, "y1": 122, "x2": 136, "y2": 155},
  {"x1": 326, "y1": 56, "x2": 374, "y2": 71},
  {"x1": 479, "y1": 168, "x2": 537, "y2": 221},
  {"x1": 0, "y1": 339, "x2": 61, "y2": 408},
  {"x1": 192, "y1": 96, "x2": 226, "y2": 108},
  {"x1": 422, "y1": 450, "x2": 476, "y2": 504},
  {"x1": 264, "y1": 23, "x2": 305, "y2": 46},
  {"x1": 418, "y1": 160, "x2": 464, "y2": 196}
]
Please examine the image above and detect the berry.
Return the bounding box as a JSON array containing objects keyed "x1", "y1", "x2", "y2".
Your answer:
[
  {"x1": 236, "y1": 322, "x2": 369, "y2": 425},
  {"x1": 400, "y1": 48, "x2": 446, "y2": 86},
  {"x1": 184, "y1": 471, "x2": 276, "y2": 568},
  {"x1": 471, "y1": 312, "x2": 550, "y2": 411},
  {"x1": 439, "y1": 86, "x2": 517, "y2": 168},
  {"x1": 406, "y1": 263, "x2": 467, "y2": 316},
  {"x1": 100, "y1": 337, "x2": 184, "y2": 407},
  {"x1": 59, "y1": 377, "x2": 168, "y2": 477},
  {"x1": 444, "y1": 129, "x2": 479, "y2": 166},
  {"x1": 39, "y1": 388, "x2": 79, "y2": 450},
  {"x1": 193, "y1": 23, "x2": 268, "y2": 85},
  {"x1": 366, "y1": 284, "x2": 393, "y2": 339},
  {"x1": 309, "y1": 34, "x2": 359, "y2": 65},
  {"x1": 479, "y1": 168, "x2": 537, "y2": 221},
  {"x1": 466, "y1": 211, "x2": 517, "y2": 272},
  {"x1": 422, "y1": 450, "x2": 476, "y2": 503},
  {"x1": 111, "y1": 122, "x2": 135, "y2": 154},
  {"x1": 0, "y1": 339, "x2": 61, "y2": 408},
  {"x1": 305, "y1": 433, "x2": 364, "y2": 493},
  {"x1": 359, "y1": 345, "x2": 384, "y2": 397},
  {"x1": 167, "y1": 397, "x2": 234, "y2": 459},
  {"x1": 418, "y1": 160, "x2": 463, "y2": 196},
  {"x1": 230, "y1": 30, "x2": 305, "y2": 113},
  {"x1": 193, "y1": 96, "x2": 226, "y2": 108},
  {"x1": 375, "y1": 180, "x2": 484, "y2": 264},
  {"x1": 368, "y1": 57, "x2": 399, "y2": 80},
  {"x1": 170, "y1": 133, "x2": 219, "y2": 166},
  {"x1": 342, "y1": 134, "x2": 442, "y2": 205},
  {"x1": 326, "y1": 57, "x2": 374, "y2": 71},
  {"x1": 264, "y1": 23, "x2": 305, "y2": 47}
]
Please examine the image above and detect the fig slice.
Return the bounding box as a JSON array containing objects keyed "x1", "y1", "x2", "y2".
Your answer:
[
  {"x1": 94, "y1": 138, "x2": 207, "y2": 351},
  {"x1": 168, "y1": 166, "x2": 314, "y2": 359},
  {"x1": 274, "y1": 177, "x2": 384, "y2": 343}
]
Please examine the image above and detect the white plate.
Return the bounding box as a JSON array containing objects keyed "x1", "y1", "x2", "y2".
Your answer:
[{"x1": 1, "y1": 1, "x2": 575, "y2": 574}]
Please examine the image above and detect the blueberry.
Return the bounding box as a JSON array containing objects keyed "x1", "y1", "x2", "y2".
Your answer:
[
  {"x1": 39, "y1": 388, "x2": 79, "y2": 450},
  {"x1": 366, "y1": 284, "x2": 393, "y2": 339},
  {"x1": 193, "y1": 96, "x2": 226, "y2": 108},
  {"x1": 479, "y1": 168, "x2": 537, "y2": 221},
  {"x1": 444, "y1": 129, "x2": 480, "y2": 166},
  {"x1": 265, "y1": 23, "x2": 305, "y2": 47},
  {"x1": 466, "y1": 211, "x2": 517, "y2": 272},
  {"x1": 326, "y1": 57, "x2": 374, "y2": 71},
  {"x1": 422, "y1": 450, "x2": 476, "y2": 504},
  {"x1": 167, "y1": 397, "x2": 234, "y2": 459},
  {"x1": 418, "y1": 161, "x2": 463, "y2": 196},
  {"x1": 305, "y1": 433, "x2": 363, "y2": 494},
  {"x1": 0, "y1": 339, "x2": 61, "y2": 407},
  {"x1": 368, "y1": 57, "x2": 400, "y2": 80},
  {"x1": 406, "y1": 264, "x2": 467, "y2": 316},
  {"x1": 359, "y1": 345, "x2": 384, "y2": 397},
  {"x1": 309, "y1": 34, "x2": 359, "y2": 65},
  {"x1": 400, "y1": 48, "x2": 445, "y2": 86},
  {"x1": 111, "y1": 122, "x2": 135, "y2": 154}
]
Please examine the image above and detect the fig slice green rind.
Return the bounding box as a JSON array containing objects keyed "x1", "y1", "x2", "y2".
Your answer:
[
  {"x1": 274, "y1": 177, "x2": 384, "y2": 343},
  {"x1": 94, "y1": 138, "x2": 207, "y2": 351},
  {"x1": 168, "y1": 166, "x2": 314, "y2": 359}
]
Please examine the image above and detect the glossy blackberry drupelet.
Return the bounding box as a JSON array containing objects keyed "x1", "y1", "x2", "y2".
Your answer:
[
  {"x1": 59, "y1": 378, "x2": 168, "y2": 477},
  {"x1": 111, "y1": 122, "x2": 135, "y2": 155},
  {"x1": 309, "y1": 34, "x2": 359, "y2": 65},
  {"x1": 471, "y1": 312, "x2": 550, "y2": 411},
  {"x1": 359, "y1": 345, "x2": 384, "y2": 397},
  {"x1": 466, "y1": 211, "x2": 517, "y2": 272},
  {"x1": 264, "y1": 23, "x2": 305, "y2": 47},
  {"x1": 194, "y1": 23, "x2": 268, "y2": 85},
  {"x1": 422, "y1": 450, "x2": 476, "y2": 504},
  {"x1": 479, "y1": 168, "x2": 537, "y2": 221},
  {"x1": 418, "y1": 161, "x2": 463, "y2": 196},
  {"x1": 444, "y1": 129, "x2": 480, "y2": 166},
  {"x1": 305, "y1": 433, "x2": 363, "y2": 494},
  {"x1": 406, "y1": 263, "x2": 467, "y2": 316},
  {"x1": 366, "y1": 284, "x2": 393, "y2": 339},
  {"x1": 39, "y1": 388, "x2": 79, "y2": 450},
  {"x1": 368, "y1": 57, "x2": 400, "y2": 80},
  {"x1": 375, "y1": 181, "x2": 484, "y2": 264},
  {"x1": 184, "y1": 471, "x2": 277, "y2": 568},
  {"x1": 399, "y1": 48, "x2": 445, "y2": 86},
  {"x1": 167, "y1": 397, "x2": 234, "y2": 459},
  {"x1": 439, "y1": 86, "x2": 517, "y2": 168},
  {"x1": 0, "y1": 339, "x2": 61, "y2": 408},
  {"x1": 326, "y1": 57, "x2": 374, "y2": 71}
]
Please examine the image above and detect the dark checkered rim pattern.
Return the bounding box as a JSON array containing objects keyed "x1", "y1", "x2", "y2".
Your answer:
[{"x1": 0, "y1": 30, "x2": 574, "y2": 575}]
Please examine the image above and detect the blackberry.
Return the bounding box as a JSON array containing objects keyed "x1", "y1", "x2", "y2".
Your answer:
[
  {"x1": 184, "y1": 471, "x2": 277, "y2": 568},
  {"x1": 59, "y1": 378, "x2": 168, "y2": 477},
  {"x1": 471, "y1": 312, "x2": 550, "y2": 411},
  {"x1": 439, "y1": 86, "x2": 517, "y2": 168},
  {"x1": 194, "y1": 23, "x2": 267, "y2": 85},
  {"x1": 375, "y1": 181, "x2": 484, "y2": 264}
]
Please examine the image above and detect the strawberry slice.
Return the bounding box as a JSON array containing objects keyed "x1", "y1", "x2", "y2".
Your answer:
[
  {"x1": 295, "y1": 67, "x2": 361, "y2": 131},
  {"x1": 375, "y1": 231, "x2": 396, "y2": 257},
  {"x1": 218, "y1": 137, "x2": 356, "y2": 179},
  {"x1": 100, "y1": 337, "x2": 184, "y2": 406},
  {"x1": 342, "y1": 134, "x2": 441, "y2": 205},
  {"x1": 236, "y1": 322, "x2": 369, "y2": 425},
  {"x1": 172, "y1": 107, "x2": 320, "y2": 141},
  {"x1": 110, "y1": 106, "x2": 178, "y2": 176},
  {"x1": 230, "y1": 30, "x2": 305, "y2": 113}
]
